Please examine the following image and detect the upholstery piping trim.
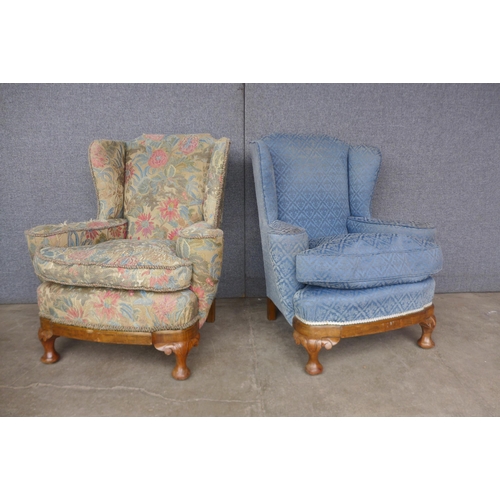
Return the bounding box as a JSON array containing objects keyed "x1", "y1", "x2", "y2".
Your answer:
[
  {"x1": 35, "y1": 253, "x2": 191, "y2": 270},
  {"x1": 34, "y1": 273, "x2": 191, "y2": 292},
  {"x1": 295, "y1": 302, "x2": 433, "y2": 326}
]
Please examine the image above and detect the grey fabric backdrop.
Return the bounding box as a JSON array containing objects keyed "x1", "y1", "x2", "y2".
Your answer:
[
  {"x1": 0, "y1": 84, "x2": 245, "y2": 303},
  {"x1": 2, "y1": 84, "x2": 499, "y2": 303},
  {"x1": 245, "y1": 84, "x2": 500, "y2": 296}
]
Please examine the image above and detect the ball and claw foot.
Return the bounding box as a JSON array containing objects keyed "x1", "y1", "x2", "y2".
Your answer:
[
  {"x1": 293, "y1": 330, "x2": 339, "y2": 376},
  {"x1": 38, "y1": 327, "x2": 60, "y2": 364},
  {"x1": 418, "y1": 315, "x2": 436, "y2": 349}
]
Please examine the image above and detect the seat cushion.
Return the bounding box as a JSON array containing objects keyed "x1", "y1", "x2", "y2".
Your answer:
[
  {"x1": 34, "y1": 239, "x2": 192, "y2": 292},
  {"x1": 296, "y1": 233, "x2": 443, "y2": 289},
  {"x1": 293, "y1": 278, "x2": 435, "y2": 325}
]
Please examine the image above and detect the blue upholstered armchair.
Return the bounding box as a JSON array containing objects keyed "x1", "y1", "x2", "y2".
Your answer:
[{"x1": 250, "y1": 134, "x2": 443, "y2": 375}]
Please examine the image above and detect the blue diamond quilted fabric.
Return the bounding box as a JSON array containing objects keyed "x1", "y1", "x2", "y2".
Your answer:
[
  {"x1": 293, "y1": 278, "x2": 435, "y2": 325},
  {"x1": 250, "y1": 134, "x2": 443, "y2": 326},
  {"x1": 262, "y1": 134, "x2": 350, "y2": 239},
  {"x1": 296, "y1": 233, "x2": 442, "y2": 289}
]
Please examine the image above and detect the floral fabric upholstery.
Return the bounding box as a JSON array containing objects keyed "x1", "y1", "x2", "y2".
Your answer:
[
  {"x1": 293, "y1": 278, "x2": 435, "y2": 326},
  {"x1": 38, "y1": 282, "x2": 198, "y2": 332},
  {"x1": 25, "y1": 219, "x2": 127, "y2": 259},
  {"x1": 346, "y1": 216, "x2": 437, "y2": 241},
  {"x1": 89, "y1": 140, "x2": 126, "y2": 219},
  {"x1": 176, "y1": 222, "x2": 223, "y2": 326},
  {"x1": 33, "y1": 239, "x2": 192, "y2": 292},
  {"x1": 125, "y1": 134, "x2": 216, "y2": 241},
  {"x1": 250, "y1": 134, "x2": 442, "y2": 326},
  {"x1": 26, "y1": 133, "x2": 230, "y2": 333},
  {"x1": 296, "y1": 233, "x2": 443, "y2": 289}
]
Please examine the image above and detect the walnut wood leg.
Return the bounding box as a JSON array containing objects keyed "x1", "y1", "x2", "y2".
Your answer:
[
  {"x1": 418, "y1": 314, "x2": 436, "y2": 349},
  {"x1": 293, "y1": 330, "x2": 340, "y2": 375},
  {"x1": 267, "y1": 298, "x2": 278, "y2": 321},
  {"x1": 153, "y1": 324, "x2": 200, "y2": 380},
  {"x1": 206, "y1": 299, "x2": 216, "y2": 323},
  {"x1": 38, "y1": 322, "x2": 60, "y2": 364}
]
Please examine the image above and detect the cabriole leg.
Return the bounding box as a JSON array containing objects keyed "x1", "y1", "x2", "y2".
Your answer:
[
  {"x1": 418, "y1": 314, "x2": 437, "y2": 349},
  {"x1": 38, "y1": 321, "x2": 60, "y2": 364},
  {"x1": 293, "y1": 330, "x2": 339, "y2": 375},
  {"x1": 153, "y1": 325, "x2": 200, "y2": 380}
]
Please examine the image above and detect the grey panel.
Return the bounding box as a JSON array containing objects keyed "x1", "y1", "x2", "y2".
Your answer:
[
  {"x1": 0, "y1": 84, "x2": 245, "y2": 303},
  {"x1": 245, "y1": 84, "x2": 500, "y2": 295}
]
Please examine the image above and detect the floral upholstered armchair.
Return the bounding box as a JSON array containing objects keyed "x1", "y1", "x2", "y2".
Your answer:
[
  {"x1": 26, "y1": 134, "x2": 230, "y2": 380},
  {"x1": 250, "y1": 134, "x2": 443, "y2": 375}
]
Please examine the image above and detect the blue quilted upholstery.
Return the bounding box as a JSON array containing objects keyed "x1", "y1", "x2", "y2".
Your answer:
[
  {"x1": 348, "y1": 145, "x2": 382, "y2": 217},
  {"x1": 250, "y1": 134, "x2": 442, "y2": 326},
  {"x1": 293, "y1": 278, "x2": 435, "y2": 325},
  {"x1": 296, "y1": 233, "x2": 443, "y2": 289},
  {"x1": 262, "y1": 134, "x2": 350, "y2": 239},
  {"x1": 347, "y1": 216, "x2": 436, "y2": 241}
]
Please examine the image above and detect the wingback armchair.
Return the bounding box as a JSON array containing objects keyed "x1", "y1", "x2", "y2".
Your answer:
[
  {"x1": 26, "y1": 134, "x2": 230, "y2": 380},
  {"x1": 250, "y1": 133, "x2": 443, "y2": 375}
]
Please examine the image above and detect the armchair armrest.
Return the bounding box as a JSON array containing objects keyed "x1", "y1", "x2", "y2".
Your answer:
[
  {"x1": 347, "y1": 216, "x2": 436, "y2": 241},
  {"x1": 266, "y1": 220, "x2": 309, "y2": 322},
  {"x1": 25, "y1": 219, "x2": 128, "y2": 260},
  {"x1": 176, "y1": 222, "x2": 223, "y2": 326}
]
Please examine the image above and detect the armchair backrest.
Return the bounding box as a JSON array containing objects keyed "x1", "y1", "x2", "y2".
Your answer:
[
  {"x1": 255, "y1": 133, "x2": 382, "y2": 238},
  {"x1": 261, "y1": 134, "x2": 350, "y2": 238},
  {"x1": 89, "y1": 134, "x2": 230, "y2": 241}
]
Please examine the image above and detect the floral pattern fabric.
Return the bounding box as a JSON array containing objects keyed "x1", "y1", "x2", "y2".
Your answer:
[
  {"x1": 176, "y1": 222, "x2": 223, "y2": 326},
  {"x1": 26, "y1": 133, "x2": 230, "y2": 333},
  {"x1": 124, "y1": 134, "x2": 218, "y2": 241},
  {"x1": 89, "y1": 140, "x2": 126, "y2": 219},
  {"x1": 34, "y1": 239, "x2": 192, "y2": 292},
  {"x1": 203, "y1": 138, "x2": 230, "y2": 228},
  {"x1": 38, "y1": 282, "x2": 199, "y2": 332},
  {"x1": 25, "y1": 219, "x2": 127, "y2": 259}
]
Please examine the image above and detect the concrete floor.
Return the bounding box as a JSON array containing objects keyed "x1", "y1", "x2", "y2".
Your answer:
[{"x1": 1, "y1": 293, "x2": 499, "y2": 416}]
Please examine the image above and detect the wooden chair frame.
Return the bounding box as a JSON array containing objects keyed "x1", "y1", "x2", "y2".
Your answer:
[
  {"x1": 267, "y1": 298, "x2": 436, "y2": 375},
  {"x1": 38, "y1": 300, "x2": 216, "y2": 380}
]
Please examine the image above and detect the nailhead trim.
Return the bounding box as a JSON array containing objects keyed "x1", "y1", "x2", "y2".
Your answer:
[{"x1": 39, "y1": 314, "x2": 199, "y2": 333}]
